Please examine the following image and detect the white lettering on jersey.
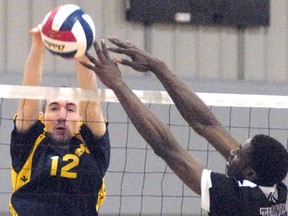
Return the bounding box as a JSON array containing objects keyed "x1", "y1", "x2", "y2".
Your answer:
[{"x1": 260, "y1": 204, "x2": 287, "y2": 216}]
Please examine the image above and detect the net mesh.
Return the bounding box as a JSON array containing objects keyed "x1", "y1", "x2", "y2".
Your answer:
[{"x1": 0, "y1": 84, "x2": 288, "y2": 216}]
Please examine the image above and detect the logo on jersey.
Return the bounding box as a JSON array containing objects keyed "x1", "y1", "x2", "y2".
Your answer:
[
  {"x1": 260, "y1": 204, "x2": 287, "y2": 216},
  {"x1": 21, "y1": 175, "x2": 28, "y2": 182}
]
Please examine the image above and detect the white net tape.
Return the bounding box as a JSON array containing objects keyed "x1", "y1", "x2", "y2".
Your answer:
[{"x1": 0, "y1": 84, "x2": 288, "y2": 108}]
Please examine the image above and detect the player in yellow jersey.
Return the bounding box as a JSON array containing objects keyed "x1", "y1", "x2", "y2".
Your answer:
[{"x1": 9, "y1": 27, "x2": 110, "y2": 216}]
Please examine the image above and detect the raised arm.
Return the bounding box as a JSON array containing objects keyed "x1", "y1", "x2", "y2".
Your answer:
[
  {"x1": 81, "y1": 40, "x2": 204, "y2": 195},
  {"x1": 16, "y1": 28, "x2": 45, "y2": 132},
  {"x1": 76, "y1": 56, "x2": 106, "y2": 137},
  {"x1": 106, "y1": 37, "x2": 239, "y2": 160}
]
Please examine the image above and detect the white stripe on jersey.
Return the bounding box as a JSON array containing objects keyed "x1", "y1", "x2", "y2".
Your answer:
[{"x1": 201, "y1": 169, "x2": 212, "y2": 212}]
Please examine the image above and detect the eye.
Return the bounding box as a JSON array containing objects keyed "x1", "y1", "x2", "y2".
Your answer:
[
  {"x1": 50, "y1": 106, "x2": 58, "y2": 111},
  {"x1": 67, "y1": 107, "x2": 76, "y2": 112}
]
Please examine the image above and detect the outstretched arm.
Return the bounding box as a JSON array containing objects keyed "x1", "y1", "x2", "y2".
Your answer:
[
  {"x1": 76, "y1": 56, "x2": 106, "y2": 137},
  {"x1": 106, "y1": 37, "x2": 239, "y2": 160},
  {"x1": 16, "y1": 28, "x2": 45, "y2": 132},
  {"x1": 81, "y1": 40, "x2": 204, "y2": 195}
]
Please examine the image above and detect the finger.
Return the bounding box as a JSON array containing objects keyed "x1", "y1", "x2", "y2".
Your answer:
[
  {"x1": 107, "y1": 47, "x2": 128, "y2": 54},
  {"x1": 119, "y1": 59, "x2": 148, "y2": 72},
  {"x1": 111, "y1": 59, "x2": 119, "y2": 68},
  {"x1": 80, "y1": 61, "x2": 95, "y2": 71},
  {"x1": 101, "y1": 39, "x2": 111, "y2": 60},
  {"x1": 112, "y1": 56, "x2": 123, "y2": 63},
  {"x1": 29, "y1": 27, "x2": 39, "y2": 33},
  {"x1": 117, "y1": 59, "x2": 142, "y2": 69},
  {"x1": 37, "y1": 24, "x2": 43, "y2": 31},
  {"x1": 85, "y1": 52, "x2": 98, "y2": 65},
  {"x1": 94, "y1": 41, "x2": 107, "y2": 63},
  {"x1": 108, "y1": 47, "x2": 138, "y2": 59},
  {"x1": 120, "y1": 58, "x2": 140, "y2": 67},
  {"x1": 107, "y1": 36, "x2": 132, "y2": 49}
]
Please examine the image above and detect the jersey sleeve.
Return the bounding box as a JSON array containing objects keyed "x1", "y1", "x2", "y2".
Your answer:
[
  {"x1": 201, "y1": 169, "x2": 243, "y2": 215},
  {"x1": 10, "y1": 120, "x2": 45, "y2": 172},
  {"x1": 79, "y1": 123, "x2": 110, "y2": 175}
]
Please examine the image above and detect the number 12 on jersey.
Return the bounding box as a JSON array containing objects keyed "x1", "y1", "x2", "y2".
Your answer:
[{"x1": 50, "y1": 154, "x2": 79, "y2": 178}]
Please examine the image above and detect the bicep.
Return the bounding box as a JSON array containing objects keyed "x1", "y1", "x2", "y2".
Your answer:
[{"x1": 76, "y1": 58, "x2": 106, "y2": 137}]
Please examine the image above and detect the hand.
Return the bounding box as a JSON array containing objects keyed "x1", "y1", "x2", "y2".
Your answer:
[
  {"x1": 80, "y1": 39, "x2": 122, "y2": 90},
  {"x1": 29, "y1": 25, "x2": 45, "y2": 49},
  {"x1": 107, "y1": 36, "x2": 160, "y2": 73}
]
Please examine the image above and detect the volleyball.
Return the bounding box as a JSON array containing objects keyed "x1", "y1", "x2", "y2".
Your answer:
[{"x1": 40, "y1": 4, "x2": 96, "y2": 59}]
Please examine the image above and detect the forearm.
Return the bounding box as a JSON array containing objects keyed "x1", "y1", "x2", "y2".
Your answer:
[
  {"x1": 151, "y1": 62, "x2": 220, "y2": 131},
  {"x1": 76, "y1": 58, "x2": 106, "y2": 137},
  {"x1": 16, "y1": 41, "x2": 45, "y2": 132},
  {"x1": 111, "y1": 80, "x2": 176, "y2": 152},
  {"x1": 111, "y1": 80, "x2": 204, "y2": 194},
  {"x1": 22, "y1": 42, "x2": 45, "y2": 86},
  {"x1": 151, "y1": 62, "x2": 239, "y2": 158}
]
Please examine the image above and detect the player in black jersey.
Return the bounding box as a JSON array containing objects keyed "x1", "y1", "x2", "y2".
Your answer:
[
  {"x1": 81, "y1": 38, "x2": 288, "y2": 216},
  {"x1": 9, "y1": 27, "x2": 110, "y2": 216}
]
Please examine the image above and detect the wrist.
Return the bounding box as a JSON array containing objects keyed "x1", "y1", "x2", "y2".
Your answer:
[
  {"x1": 150, "y1": 59, "x2": 168, "y2": 75},
  {"x1": 110, "y1": 78, "x2": 125, "y2": 90},
  {"x1": 31, "y1": 42, "x2": 45, "y2": 54}
]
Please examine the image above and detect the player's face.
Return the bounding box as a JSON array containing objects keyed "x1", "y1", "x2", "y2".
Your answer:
[
  {"x1": 43, "y1": 99, "x2": 81, "y2": 144},
  {"x1": 226, "y1": 138, "x2": 252, "y2": 180}
]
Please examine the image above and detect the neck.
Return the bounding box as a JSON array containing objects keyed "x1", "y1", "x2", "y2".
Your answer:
[{"x1": 46, "y1": 133, "x2": 71, "y2": 149}]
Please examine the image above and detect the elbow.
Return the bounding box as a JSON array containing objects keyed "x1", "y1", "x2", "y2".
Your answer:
[
  {"x1": 192, "y1": 121, "x2": 219, "y2": 137},
  {"x1": 147, "y1": 132, "x2": 177, "y2": 160},
  {"x1": 141, "y1": 130, "x2": 168, "y2": 158}
]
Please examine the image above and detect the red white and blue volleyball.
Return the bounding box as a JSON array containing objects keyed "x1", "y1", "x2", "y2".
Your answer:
[{"x1": 40, "y1": 4, "x2": 96, "y2": 59}]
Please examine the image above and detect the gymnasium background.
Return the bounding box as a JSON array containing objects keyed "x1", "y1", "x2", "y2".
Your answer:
[{"x1": 0, "y1": 0, "x2": 288, "y2": 215}]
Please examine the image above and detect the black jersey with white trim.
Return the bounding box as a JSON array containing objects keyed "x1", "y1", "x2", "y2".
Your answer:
[
  {"x1": 10, "y1": 120, "x2": 110, "y2": 216},
  {"x1": 201, "y1": 169, "x2": 287, "y2": 216}
]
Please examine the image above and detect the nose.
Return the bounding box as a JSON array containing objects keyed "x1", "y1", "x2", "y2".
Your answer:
[
  {"x1": 57, "y1": 108, "x2": 69, "y2": 121},
  {"x1": 57, "y1": 118, "x2": 66, "y2": 124}
]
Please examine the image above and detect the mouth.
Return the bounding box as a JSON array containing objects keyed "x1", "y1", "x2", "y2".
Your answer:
[{"x1": 55, "y1": 125, "x2": 67, "y2": 135}]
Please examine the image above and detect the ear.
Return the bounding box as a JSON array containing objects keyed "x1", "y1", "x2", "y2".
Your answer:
[
  {"x1": 243, "y1": 167, "x2": 257, "y2": 182},
  {"x1": 39, "y1": 112, "x2": 44, "y2": 119}
]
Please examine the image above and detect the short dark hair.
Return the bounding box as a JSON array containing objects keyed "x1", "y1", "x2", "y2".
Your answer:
[{"x1": 250, "y1": 134, "x2": 288, "y2": 186}]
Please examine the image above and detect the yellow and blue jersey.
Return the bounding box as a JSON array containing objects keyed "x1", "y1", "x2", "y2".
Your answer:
[{"x1": 9, "y1": 120, "x2": 110, "y2": 216}]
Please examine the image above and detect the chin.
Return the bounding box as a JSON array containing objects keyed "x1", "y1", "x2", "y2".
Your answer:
[
  {"x1": 49, "y1": 134, "x2": 71, "y2": 144},
  {"x1": 56, "y1": 136, "x2": 71, "y2": 143}
]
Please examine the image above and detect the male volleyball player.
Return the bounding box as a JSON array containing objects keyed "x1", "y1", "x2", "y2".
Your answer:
[
  {"x1": 9, "y1": 28, "x2": 110, "y2": 216},
  {"x1": 81, "y1": 38, "x2": 288, "y2": 216}
]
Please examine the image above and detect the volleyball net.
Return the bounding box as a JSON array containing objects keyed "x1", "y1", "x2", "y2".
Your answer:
[{"x1": 0, "y1": 84, "x2": 288, "y2": 216}]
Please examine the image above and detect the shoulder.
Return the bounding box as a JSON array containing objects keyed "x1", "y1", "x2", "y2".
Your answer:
[
  {"x1": 202, "y1": 170, "x2": 238, "y2": 187},
  {"x1": 201, "y1": 170, "x2": 243, "y2": 214},
  {"x1": 80, "y1": 122, "x2": 109, "y2": 140},
  {"x1": 12, "y1": 120, "x2": 44, "y2": 137}
]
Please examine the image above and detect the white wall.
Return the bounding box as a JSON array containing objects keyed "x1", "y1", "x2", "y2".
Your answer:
[{"x1": 0, "y1": 0, "x2": 288, "y2": 81}]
